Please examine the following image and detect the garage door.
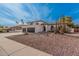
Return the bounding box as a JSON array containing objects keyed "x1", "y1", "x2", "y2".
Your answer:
[{"x1": 27, "y1": 28, "x2": 35, "y2": 32}]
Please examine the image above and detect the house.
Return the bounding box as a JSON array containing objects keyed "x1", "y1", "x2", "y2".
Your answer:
[
  {"x1": 6, "y1": 19, "x2": 74, "y2": 33},
  {"x1": 7, "y1": 20, "x2": 65, "y2": 33},
  {"x1": 21, "y1": 20, "x2": 53, "y2": 33}
]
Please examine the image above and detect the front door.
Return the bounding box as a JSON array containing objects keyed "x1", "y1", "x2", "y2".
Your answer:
[
  {"x1": 51, "y1": 26, "x2": 54, "y2": 31},
  {"x1": 43, "y1": 26, "x2": 46, "y2": 32}
]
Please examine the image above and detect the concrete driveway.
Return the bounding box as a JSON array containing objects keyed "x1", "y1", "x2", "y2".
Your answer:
[{"x1": 0, "y1": 32, "x2": 51, "y2": 56}]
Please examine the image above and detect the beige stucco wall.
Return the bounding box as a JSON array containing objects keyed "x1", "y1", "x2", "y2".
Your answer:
[
  {"x1": 45, "y1": 25, "x2": 51, "y2": 32},
  {"x1": 35, "y1": 25, "x2": 44, "y2": 33},
  {"x1": 70, "y1": 28, "x2": 74, "y2": 33}
]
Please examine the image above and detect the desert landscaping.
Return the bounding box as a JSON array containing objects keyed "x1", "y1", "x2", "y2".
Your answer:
[
  {"x1": 1, "y1": 3, "x2": 79, "y2": 56},
  {"x1": 7, "y1": 32, "x2": 79, "y2": 56}
]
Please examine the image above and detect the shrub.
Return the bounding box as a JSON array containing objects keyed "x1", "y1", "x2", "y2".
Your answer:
[{"x1": 24, "y1": 32, "x2": 28, "y2": 35}]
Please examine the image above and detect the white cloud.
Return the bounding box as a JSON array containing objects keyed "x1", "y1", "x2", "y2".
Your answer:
[{"x1": 2, "y1": 4, "x2": 32, "y2": 21}]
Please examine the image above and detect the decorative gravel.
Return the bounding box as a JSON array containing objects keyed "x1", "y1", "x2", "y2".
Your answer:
[{"x1": 7, "y1": 33, "x2": 79, "y2": 56}]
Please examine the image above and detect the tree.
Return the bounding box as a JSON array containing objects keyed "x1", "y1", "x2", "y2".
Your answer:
[
  {"x1": 59, "y1": 16, "x2": 73, "y2": 27},
  {"x1": 57, "y1": 16, "x2": 74, "y2": 33}
]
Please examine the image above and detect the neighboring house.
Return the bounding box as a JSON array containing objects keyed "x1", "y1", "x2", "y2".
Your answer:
[
  {"x1": 0, "y1": 26, "x2": 10, "y2": 32},
  {"x1": 70, "y1": 27, "x2": 79, "y2": 33},
  {"x1": 8, "y1": 25, "x2": 23, "y2": 32}
]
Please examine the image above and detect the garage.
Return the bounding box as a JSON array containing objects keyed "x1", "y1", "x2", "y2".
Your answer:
[{"x1": 27, "y1": 27, "x2": 35, "y2": 32}]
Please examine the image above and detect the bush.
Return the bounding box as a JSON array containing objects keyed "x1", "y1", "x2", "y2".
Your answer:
[
  {"x1": 24, "y1": 32, "x2": 28, "y2": 35},
  {"x1": 59, "y1": 27, "x2": 65, "y2": 34}
]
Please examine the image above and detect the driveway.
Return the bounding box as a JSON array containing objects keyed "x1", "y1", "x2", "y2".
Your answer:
[{"x1": 0, "y1": 32, "x2": 51, "y2": 56}]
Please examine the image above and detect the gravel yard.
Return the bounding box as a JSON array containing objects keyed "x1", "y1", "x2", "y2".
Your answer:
[{"x1": 7, "y1": 33, "x2": 79, "y2": 56}]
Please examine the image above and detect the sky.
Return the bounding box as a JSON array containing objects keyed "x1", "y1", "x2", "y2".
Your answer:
[{"x1": 0, "y1": 3, "x2": 79, "y2": 26}]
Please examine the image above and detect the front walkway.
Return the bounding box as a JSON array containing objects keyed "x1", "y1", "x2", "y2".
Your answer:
[{"x1": 0, "y1": 32, "x2": 51, "y2": 56}]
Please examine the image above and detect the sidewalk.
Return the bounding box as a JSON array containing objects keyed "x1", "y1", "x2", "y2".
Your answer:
[{"x1": 0, "y1": 32, "x2": 51, "y2": 56}]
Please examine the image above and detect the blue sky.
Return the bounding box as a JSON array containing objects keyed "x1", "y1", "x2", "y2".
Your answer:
[{"x1": 0, "y1": 3, "x2": 79, "y2": 26}]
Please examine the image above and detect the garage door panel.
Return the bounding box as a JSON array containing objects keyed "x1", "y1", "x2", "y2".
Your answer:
[{"x1": 27, "y1": 28, "x2": 35, "y2": 32}]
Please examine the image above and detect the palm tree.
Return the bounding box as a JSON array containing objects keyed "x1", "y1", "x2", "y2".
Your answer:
[
  {"x1": 58, "y1": 16, "x2": 73, "y2": 33},
  {"x1": 59, "y1": 16, "x2": 73, "y2": 27}
]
